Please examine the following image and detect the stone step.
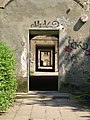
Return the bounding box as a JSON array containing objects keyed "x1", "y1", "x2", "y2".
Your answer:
[{"x1": 16, "y1": 91, "x2": 70, "y2": 99}]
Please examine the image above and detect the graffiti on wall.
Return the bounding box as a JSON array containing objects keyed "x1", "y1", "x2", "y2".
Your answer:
[
  {"x1": 73, "y1": 0, "x2": 90, "y2": 11},
  {"x1": 63, "y1": 46, "x2": 73, "y2": 52},
  {"x1": 63, "y1": 36, "x2": 89, "y2": 68},
  {"x1": 31, "y1": 17, "x2": 70, "y2": 28},
  {"x1": 83, "y1": 0, "x2": 90, "y2": 11},
  {"x1": 67, "y1": 36, "x2": 88, "y2": 50},
  {"x1": 31, "y1": 20, "x2": 60, "y2": 28},
  {"x1": 63, "y1": 35, "x2": 90, "y2": 80},
  {"x1": 85, "y1": 49, "x2": 90, "y2": 56},
  {"x1": 64, "y1": 52, "x2": 79, "y2": 65},
  {"x1": 57, "y1": 16, "x2": 70, "y2": 26}
]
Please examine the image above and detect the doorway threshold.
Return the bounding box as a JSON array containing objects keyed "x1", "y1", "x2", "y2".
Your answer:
[{"x1": 32, "y1": 72, "x2": 58, "y2": 76}]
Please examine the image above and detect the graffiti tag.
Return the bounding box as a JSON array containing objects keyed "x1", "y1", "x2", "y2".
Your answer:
[
  {"x1": 66, "y1": 36, "x2": 88, "y2": 50},
  {"x1": 57, "y1": 16, "x2": 70, "y2": 25},
  {"x1": 73, "y1": 0, "x2": 90, "y2": 11},
  {"x1": 31, "y1": 20, "x2": 60, "y2": 28},
  {"x1": 64, "y1": 52, "x2": 79, "y2": 65},
  {"x1": 83, "y1": 0, "x2": 90, "y2": 11},
  {"x1": 85, "y1": 49, "x2": 90, "y2": 56},
  {"x1": 63, "y1": 46, "x2": 73, "y2": 52}
]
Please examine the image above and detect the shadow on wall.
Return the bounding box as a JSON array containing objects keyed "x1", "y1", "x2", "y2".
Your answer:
[
  {"x1": 16, "y1": 76, "x2": 28, "y2": 93},
  {"x1": 59, "y1": 35, "x2": 90, "y2": 93}
]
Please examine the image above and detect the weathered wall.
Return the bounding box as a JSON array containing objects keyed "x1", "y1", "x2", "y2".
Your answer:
[{"x1": 0, "y1": 0, "x2": 90, "y2": 92}]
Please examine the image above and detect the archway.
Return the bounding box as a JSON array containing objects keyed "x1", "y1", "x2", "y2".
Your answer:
[{"x1": 29, "y1": 29, "x2": 59, "y2": 91}]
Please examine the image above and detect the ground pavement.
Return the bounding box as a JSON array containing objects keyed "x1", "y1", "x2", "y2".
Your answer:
[{"x1": 0, "y1": 92, "x2": 90, "y2": 120}]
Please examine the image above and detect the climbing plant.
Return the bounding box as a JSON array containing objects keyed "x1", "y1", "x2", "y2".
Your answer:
[{"x1": 0, "y1": 42, "x2": 17, "y2": 111}]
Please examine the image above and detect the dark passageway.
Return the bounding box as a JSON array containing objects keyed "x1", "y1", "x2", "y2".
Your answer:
[{"x1": 29, "y1": 76, "x2": 58, "y2": 91}]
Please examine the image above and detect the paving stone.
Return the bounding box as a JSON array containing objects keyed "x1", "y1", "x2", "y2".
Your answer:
[
  {"x1": 16, "y1": 105, "x2": 32, "y2": 116},
  {"x1": 46, "y1": 106, "x2": 62, "y2": 119},
  {"x1": 0, "y1": 92, "x2": 90, "y2": 120},
  {"x1": 59, "y1": 106, "x2": 77, "y2": 120},
  {"x1": 31, "y1": 104, "x2": 46, "y2": 119},
  {"x1": 0, "y1": 114, "x2": 15, "y2": 120},
  {"x1": 13, "y1": 116, "x2": 30, "y2": 120},
  {"x1": 75, "y1": 111, "x2": 90, "y2": 120}
]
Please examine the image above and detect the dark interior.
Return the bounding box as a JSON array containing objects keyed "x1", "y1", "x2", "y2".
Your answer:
[{"x1": 29, "y1": 76, "x2": 58, "y2": 91}]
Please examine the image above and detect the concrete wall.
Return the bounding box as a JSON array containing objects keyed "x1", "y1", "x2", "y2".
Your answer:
[{"x1": 0, "y1": 0, "x2": 90, "y2": 92}]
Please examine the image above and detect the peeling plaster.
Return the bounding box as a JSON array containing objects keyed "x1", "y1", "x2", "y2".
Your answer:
[{"x1": 21, "y1": 36, "x2": 27, "y2": 77}]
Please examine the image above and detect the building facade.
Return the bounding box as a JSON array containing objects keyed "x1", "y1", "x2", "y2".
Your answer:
[{"x1": 0, "y1": 0, "x2": 90, "y2": 92}]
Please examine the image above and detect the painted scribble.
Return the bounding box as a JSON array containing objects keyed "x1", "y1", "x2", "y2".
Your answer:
[
  {"x1": 63, "y1": 46, "x2": 73, "y2": 52},
  {"x1": 57, "y1": 16, "x2": 70, "y2": 25},
  {"x1": 67, "y1": 36, "x2": 88, "y2": 50},
  {"x1": 63, "y1": 36, "x2": 89, "y2": 68},
  {"x1": 83, "y1": 0, "x2": 90, "y2": 11},
  {"x1": 64, "y1": 52, "x2": 79, "y2": 65},
  {"x1": 31, "y1": 20, "x2": 60, "y2": 28},
  {"x1": 85, "y1": 49, "x2": 90, "y2": 56}
]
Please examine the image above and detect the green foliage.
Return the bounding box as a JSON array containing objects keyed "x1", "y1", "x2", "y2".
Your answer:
[{"x1": 0, "y1": 42, "x2": 17, "y2": 111}]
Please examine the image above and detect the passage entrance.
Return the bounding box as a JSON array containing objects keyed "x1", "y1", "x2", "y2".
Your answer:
[
  {"x1": 36, "y1": 45, "x2": 55, "y2": 72},
  {"x1": 29, "y1": 29, "x2": 59, "y2": 91}
]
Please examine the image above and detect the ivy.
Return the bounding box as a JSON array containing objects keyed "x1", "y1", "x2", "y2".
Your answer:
[{"x1": 0, "y1": 42, "x2": 17, "y2": 111}]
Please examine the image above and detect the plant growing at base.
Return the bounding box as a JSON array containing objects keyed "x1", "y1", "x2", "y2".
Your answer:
[{"x1": 0, "y1": 42, "x2": 17, "y2": 111}]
